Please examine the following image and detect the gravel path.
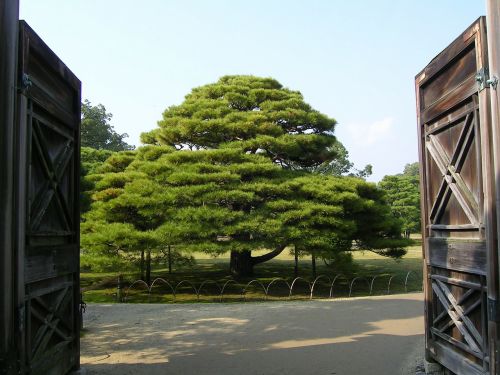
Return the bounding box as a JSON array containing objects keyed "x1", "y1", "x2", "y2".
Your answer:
[{"x1": 81, "y1": 293, "x2": 424, "y2": 375}]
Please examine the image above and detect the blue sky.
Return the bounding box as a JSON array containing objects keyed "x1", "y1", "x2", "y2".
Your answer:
[{"x1": 20, "y1": 1, "x2": 486, "y2": 181}]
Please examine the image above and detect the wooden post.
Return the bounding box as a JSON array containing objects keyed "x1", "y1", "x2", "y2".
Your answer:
[
  {"x1": 294, "y1": 245, "x2": 299, "y2": 278},
  {"x1": 117, "y1": 274, "x2": 123, "y2": 302},
  {"x1": 146, "y1": 249, "x2": 151, "y2": 285},
  {"x1": 0, "y1": 1, "x2": 19, "y2": 373},
  {"x1": 140, "y1": 249, "x2": 145, "y2": 281},
  {"x1": 168, "y1": 245, "x2": 172, "y2": 274},
  {"x1": 486, "y1": 1, "x2": 500, "y2": 373},
  {"x1": 311, "y1": 250, "x2": 317, "y2": 279}
]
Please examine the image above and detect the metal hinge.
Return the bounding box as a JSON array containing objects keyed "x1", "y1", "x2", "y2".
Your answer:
[
  {"x1": 16, "y1": 73, "x2": 32, "y2": 93},
  {"x1": 18, "y1": 305, "x2": 25, "y2": 333},
  {"x1": 476, "y1": 67, "x2": 498, "y2": 91},
  {"x1": 488, "y1": 298, "x2": 500, "y2": 322}
]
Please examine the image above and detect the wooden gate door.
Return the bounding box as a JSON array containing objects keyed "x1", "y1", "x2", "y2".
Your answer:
[
  {"x1": 416, "y1": 17, "x2": 498, "y2": 375},
  {"x1": 15, "y1": 21, "x2": 81, "y2": 375}
]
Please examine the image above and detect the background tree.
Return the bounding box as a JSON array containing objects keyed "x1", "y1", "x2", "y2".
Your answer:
[
  {"x1": 81, "y1": 100, "x2": 135, "y2": 151},
  {"x1": 378, "y1": 163, "x2": 421, "y2": 238},
  {"x1": 311, "y1": 141, "x2": 372, "y2": 179},
  {"x1": 403, "y1": 162, "x2": 419, "y2": 177},
  {"x1": 80, "y1": 99, "x2": 135, "y2": 214},
  {"x1": 349, "y1": 164, "x2": 373, "y2": 179},
  {"x1": 80, "y1": 147, "x2": 114, "y2": 213},
  {"x1": 313, "y1": 141, "x2": 353, "y2": 175}
]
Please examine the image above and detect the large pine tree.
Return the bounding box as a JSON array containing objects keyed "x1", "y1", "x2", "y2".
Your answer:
[
  {"x1": 82, "y1": 76, "x2": 408, "y2": 277},
  {"x1": 82, "y1": 146, "x2": 407, "y2": 277}
]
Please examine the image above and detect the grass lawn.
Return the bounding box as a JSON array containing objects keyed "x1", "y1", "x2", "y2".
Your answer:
[{"x1": 81, "y1": 237, "x2": 423, "y2": 304}]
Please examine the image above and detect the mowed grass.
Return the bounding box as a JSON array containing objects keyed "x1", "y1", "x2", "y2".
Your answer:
[{"x1": 81, "y1": 237, "x2": 423, "y2": 304}]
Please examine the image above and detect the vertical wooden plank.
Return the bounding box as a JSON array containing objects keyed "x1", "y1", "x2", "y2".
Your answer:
[
  {"x1": 0, "y1": 2, "x2": 19, "y2": 374},
  {"x1": 486, "y1": 2, "x2": 500, "y2": 373},
  {"x1": 72, "y1": 71, "x2": 82, "y2": 374},
  {"x1": 14, "y1": 90, "x2": 29, "y2": 375},
  {"x1": 416, "y1": 69, "x2": 435, "y2": 364}
]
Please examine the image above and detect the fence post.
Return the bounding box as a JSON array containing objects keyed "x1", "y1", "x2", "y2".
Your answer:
[{"x1": 116, "y1": 274, "x2": 123, "y2": 302}]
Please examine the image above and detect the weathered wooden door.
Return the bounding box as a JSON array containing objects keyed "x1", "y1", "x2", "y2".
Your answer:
[
  {"x1": 416, "y1": 17, "x2": 498, "y2": 375},
  {"x1": 15, "y1": 21, "x2": 81, "y2": 375}
]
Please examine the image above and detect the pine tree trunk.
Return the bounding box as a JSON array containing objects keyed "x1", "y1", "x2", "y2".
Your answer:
[
  {"x1": 230, "y1": 250, "x2": 254, "y2": 278},
  {"x1": 146, "y1": 249, "x2": 151, "y2": 285},
  {"x1": 230, "y1": 245, "x2": 287, "y2": 278},
  {"x1": 168, "y1": 244, "x2": 172, "y2": 274},
  {"x1": 311, "y1": 250, "x2": 317, "y2": 279},
  {"x1": 140, "y1": 249, "x2": 145, "y2": 281},
  {"x1": 294, "y1": 245, "x2": 299, "y2": 278}
]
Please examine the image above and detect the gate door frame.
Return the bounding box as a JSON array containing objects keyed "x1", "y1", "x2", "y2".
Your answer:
[
  {"x1": 416, "y1": 17, "x2": 498, "y2": 375},
  {"x1": 0, "y1": 1, "x2": 20, "y2": 372},
  {"x1": 12, "y1": 19, "x2": 81, "y2": 375}
]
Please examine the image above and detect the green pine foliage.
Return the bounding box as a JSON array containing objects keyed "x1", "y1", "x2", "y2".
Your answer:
[
  {"x1": 141, "y1": 75, "x2": 337, "y2": 169},
  {"x1": 82, "y1": 76, "x2": 409, "y2": 276},
  {"x1": 80, "y1": 147, "x2": 114, "y2": 213},
  {"x1": 82, "y1": 146, "x2": 408, "y2": 274}
]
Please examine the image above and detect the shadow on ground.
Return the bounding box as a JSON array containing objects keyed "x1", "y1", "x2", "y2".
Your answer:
[{"x1": 81, "y1": 293, "x2": 424, "y2": 375}]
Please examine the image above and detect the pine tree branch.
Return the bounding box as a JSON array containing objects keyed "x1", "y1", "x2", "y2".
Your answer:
[{"x1": 251, "y1": 244, "x2": 287, "y2": 265}]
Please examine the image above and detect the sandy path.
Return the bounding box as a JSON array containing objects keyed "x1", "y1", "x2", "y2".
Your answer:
[{"x1": 81, "y1": 293, "x2": 424, "y2": 375}]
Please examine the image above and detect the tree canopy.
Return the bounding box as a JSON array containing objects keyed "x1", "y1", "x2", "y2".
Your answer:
[
  {"x1": 141, "y1": 75, "x2": 338, "y2": 169},
  {"x1": 403, "y1": 162, "x2": 419, "y2": 177},
  {"x1": 378, "y1": 163, "x2": 421, "y2": 237},
  {"x1": 82, "y1": 76, "x2": 409, "y2": 277},
  {"x1": 80, "y1": 147, "x2": 114, "y2": 213},
  {"x1": 81, "y1": 100, "x2": 135, "y2": 151},
  {"x1": 82, "y1": 145, "x2": 408, "y2": 277}
]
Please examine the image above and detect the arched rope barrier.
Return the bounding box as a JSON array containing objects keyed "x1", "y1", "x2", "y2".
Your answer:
[
  {"x1": 310, "y1": 275, "x2": 332, "y2": 300},
  {"x1": 329, "y1": 274, "x2": 349, "y2": 298},
  {"x1": 349, "y1": 277, "x2": 370, "y2": 297},
  {"x1": 116, "y1": 272, "x2": 423, "y2": 303},
  {"x1": 220, "y1": 280, "x2": 241, "y2": 302},
  {"x1": 265, "y1": 278, "x2": 291, "y2": 300},
  {"x1": 289, "y1": 277, "x2": 312, "y2": 299},
  {"x1": 242, "y1": 280, "x2": 267, "y2": 300},
  {"x1": 124, "y1": 280, "x2": 149, "y2": 302}
]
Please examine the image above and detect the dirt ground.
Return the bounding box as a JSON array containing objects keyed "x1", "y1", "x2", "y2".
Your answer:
[{"x1": 81, "y1": 293, "x2": 424, "y2": 375}]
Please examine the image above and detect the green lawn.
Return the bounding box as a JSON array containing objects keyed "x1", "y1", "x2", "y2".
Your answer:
[{"x1": 81, "y1": 238, "x2": 423, "y2": 304}]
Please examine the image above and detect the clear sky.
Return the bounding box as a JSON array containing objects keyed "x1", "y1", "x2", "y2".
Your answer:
[{"x1": 20, "y1": 1, "x2": 486, "y2": 181}]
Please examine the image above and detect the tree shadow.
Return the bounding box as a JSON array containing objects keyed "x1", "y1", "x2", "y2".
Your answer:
[{"x1": 81, "y1": 294, "x2": 424, "y2": 375}]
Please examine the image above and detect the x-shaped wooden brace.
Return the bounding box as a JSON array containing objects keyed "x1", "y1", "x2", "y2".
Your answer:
[
  {"x1": 431, "y1": 280, "x2": 483, "y2": 354},
  {"x1": 30, "y1": 116, "x2": 74, "y2": 232},
  {"x1": 30, "y1": 286, "x2": 73, "y2": 362},
  {"x1": 426, "y1": 112, "x2": 479, "y2": 226}
]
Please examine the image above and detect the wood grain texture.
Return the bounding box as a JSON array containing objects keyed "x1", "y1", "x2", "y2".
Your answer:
[
  {"x1": 16, "y1": 21, "x2": 81, "y2": 375},
  {"x1": 426, "y1": 238, "x2": 487, "y2": 275},
  {"x1": 416, "y1": 16, "x2": 495, "y2": 374}
]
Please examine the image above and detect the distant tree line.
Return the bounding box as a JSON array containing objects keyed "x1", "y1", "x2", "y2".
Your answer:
[{"x1": 378, "y1": 162, "x2": 421, "y2": 239}]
